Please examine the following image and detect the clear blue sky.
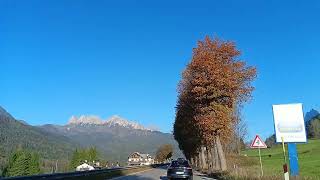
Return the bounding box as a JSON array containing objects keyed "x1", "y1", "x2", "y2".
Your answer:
[{"x1": 1, "y1": 1, "x2": 320, "y2": 140}]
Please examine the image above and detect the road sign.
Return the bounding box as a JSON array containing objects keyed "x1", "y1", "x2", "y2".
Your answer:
[
  {"x1": 272, "y1": 103, "x2": 307, "y2": 143},
  {"x1": 250, "y1": 135, "x2": 267, "y2": 177},
  {"x1": 250, "y1": 135, "x2": 267, "y2": 149},
  {"x1": 273, "y1": 103, "x2": 305, "y2": 179}
]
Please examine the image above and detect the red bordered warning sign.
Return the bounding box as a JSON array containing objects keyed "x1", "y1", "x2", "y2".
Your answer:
[{"x1": 250, "y1": 135, "x2": 267, "y2": 149}]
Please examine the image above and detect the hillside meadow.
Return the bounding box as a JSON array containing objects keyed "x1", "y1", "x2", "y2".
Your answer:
[{"x1": 239, "y1": 139, "x2": 320, "y2": 179}]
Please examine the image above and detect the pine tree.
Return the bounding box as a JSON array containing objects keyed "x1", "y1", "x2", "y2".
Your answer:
[
  {"x1": 3, "y1": 149, "x2": 40, "y2": 177},
  {"x1": 69, "y1": 147, "x2": 99, "y2": 170},
  {"x1": 28, "y1": 153, "x2": 40, "y2": 175},
  {"x1": 69, "y1": 149, "x2": 81, "y2": 170},
  {"x1": 88, "y1": 147, "x2": 98, "y2": 163}
]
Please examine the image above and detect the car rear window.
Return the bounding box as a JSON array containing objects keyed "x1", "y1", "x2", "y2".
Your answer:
[{"x1": 170, "y1": 160, "x2": 190, "y2": 167}]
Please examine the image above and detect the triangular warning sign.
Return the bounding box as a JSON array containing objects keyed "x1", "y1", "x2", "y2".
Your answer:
[{"x1": 250, "y1": 135, "x2": 267, "y2": 149}]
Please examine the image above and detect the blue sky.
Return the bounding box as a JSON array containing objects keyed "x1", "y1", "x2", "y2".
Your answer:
[{"x1": 1, "y1": 0, "x2": 320, "y2": 140}]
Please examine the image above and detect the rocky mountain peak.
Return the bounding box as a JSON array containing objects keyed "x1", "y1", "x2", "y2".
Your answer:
[
  {"x1": 67, "y1": 114, "x2": 152, "y2": 131},
  {"x1": 105, "y1": 115, "x2": 148, "y2": 130},
  {"x1": 105, "y1": 115, "x2": 130, "y2": 125},
  {"x1": 68, "y1": 115, "x2": 103, "y2": 125}
]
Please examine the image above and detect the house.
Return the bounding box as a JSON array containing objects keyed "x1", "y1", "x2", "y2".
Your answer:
[
  {"x1": 92, "y1": 161, "x2": 102, "y2": 170},
  {"x1": 128, "y1": 152, "x2": 154, "y2": 166},
  {"x1": 76, "y1": 163, "x2": 95, "y2": 171}
]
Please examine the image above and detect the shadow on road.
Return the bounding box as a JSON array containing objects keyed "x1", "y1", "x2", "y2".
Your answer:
[
  {"x1": 116, "y1": 174, "x2": 167, "y2": 180},
  {"x1": 160, "y1": 175, "x2": 168, "y2": 180},
  {"x1": 154, "y1": 165, "x2": 169, "y2": 170},
  {"x1": 111, "y1": 165, "x2": 169, "y2": 180}
]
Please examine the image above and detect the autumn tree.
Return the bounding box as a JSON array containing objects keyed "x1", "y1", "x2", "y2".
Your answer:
[
  {"x1": 174, "y1": 75, "x2": 203, "y2": 168},
  {"x1": 174, "y1": 36, "x2": 256, "y2": 172},
  {"x1": 155, "y1": 144, "x2": 174, "y2": 163},
  {"x1": 230, "y1": 105, "x2": 248, "y2": 154}
]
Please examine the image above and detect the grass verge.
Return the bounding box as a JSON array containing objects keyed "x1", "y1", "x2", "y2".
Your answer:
[{"x1": 215, "y1": 139, "x2": 320, "y2": 179}]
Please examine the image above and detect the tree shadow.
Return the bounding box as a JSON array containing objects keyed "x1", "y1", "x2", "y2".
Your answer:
[
  {"x1": 117, "y1": 175, "x2": 156, "y2": 180},
  {"x1": 160, "y1": 175, "x2": 168, "y2": 180},
  {"x1": 207, "y1": 172, "x2": 227, "y2": 179},
  {"x1": 110, "y1": 165, "x2": 169, "y2": 180},
  {"x1": 114, "y1": 174, "x2": 167, "y2": 180},
  {"x1": 153, "y1": 165, "x2": 169, "y2": 170}
]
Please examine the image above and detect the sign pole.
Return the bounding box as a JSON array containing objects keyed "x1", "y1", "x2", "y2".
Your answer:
[
  {"x1": 250, "y1": 135, "x2": 267, "y2": 177},
  {"x1": 288, "y1": 143, "x2": 299, "y2": 177},
  {"x1": 281, "y1": 137, "x2": 287, "y2": 163},
  {"x1": 258, "y1": 146, "x2": 263, "y2": 177},
  {"x1": 272, "y1": 104, "x2": 306, "y2": 180},
  {"x1": 282, "y1": 137, "x2": 289, "y2": 180}
]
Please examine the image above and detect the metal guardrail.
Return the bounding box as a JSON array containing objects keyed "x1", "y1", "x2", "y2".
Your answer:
[{"x1": 1, "y1": 164, "x2": 166, "y2": 180}]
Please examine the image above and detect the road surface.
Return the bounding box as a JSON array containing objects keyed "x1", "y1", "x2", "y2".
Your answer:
[{"x1": 110, "y1": 166, "x2": 216, "y2": 180}]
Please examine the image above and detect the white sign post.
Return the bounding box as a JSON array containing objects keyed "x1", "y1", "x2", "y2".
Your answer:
[
  {"x1": 250, "y1": 135, "x2": 267, "y2": 177},
  {"x1": 272, "y1": 103, "x2": 306, "y2": 180},
  {"x1": 272, "y1": 103, "x2": 307, "y2": 143}
]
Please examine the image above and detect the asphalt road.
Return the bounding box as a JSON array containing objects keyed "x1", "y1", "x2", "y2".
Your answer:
[{"x1": 110, "y1": 166, "x2": 216, "y2": 180}]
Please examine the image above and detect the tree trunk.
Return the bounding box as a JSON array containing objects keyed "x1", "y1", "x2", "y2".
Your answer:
[
  {"x1": 191, "y1": 157, "x2": 194, "y2": 167},
  {"x1": 197, "y1": 154, "x2": 200, "y2": 169},
  {"x1": 198, "y1": 151, "x2": 202, "y2": 170},
  {"x1": 195, "y1": 155, "x2": 198, "y2": 169},
  {"x1": 206, "y1": 146, "x2": 213, "y2": 174},
  {"x1": 216, "y1": 135, "x2": 227, "y2": 171},
  {"x1": 213, "y1": 141, "x2": 220, "y2": 171},
  {"x1": 201, "y1": 146, "x2": 207, "y2": 170},
  {"x1": 238, "y1": 136, "x2": 241, "y2": 155}
]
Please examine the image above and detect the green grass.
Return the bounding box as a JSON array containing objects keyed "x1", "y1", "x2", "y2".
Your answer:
[{"x1": 242, "y1": 139, "x2": 320, "y2": 178}]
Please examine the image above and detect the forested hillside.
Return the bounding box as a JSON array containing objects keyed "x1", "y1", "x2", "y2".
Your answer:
[
  {"x1": 0, "y1": 106, "x2": 77, "y2": 160},
  {"x1": 0, "y1": 106, "x2": 182, "y2": 175}
]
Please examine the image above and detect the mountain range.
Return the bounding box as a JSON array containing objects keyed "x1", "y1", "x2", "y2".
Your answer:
[
  {"x1": 67, "y1": 115, "x2": 156, "y2": 131},
  {"x1": 0, "y1": 106, "x2": 182, "y2": 164}
]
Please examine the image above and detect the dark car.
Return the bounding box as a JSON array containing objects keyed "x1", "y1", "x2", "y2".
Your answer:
[{"x1": 167, "y1": 159, "x2": 193, "y2": 180}]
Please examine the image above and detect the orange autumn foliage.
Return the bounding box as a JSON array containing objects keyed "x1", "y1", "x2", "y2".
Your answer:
[{"x1": 174, "y1": 36, "x2": 256, "y2": 155}]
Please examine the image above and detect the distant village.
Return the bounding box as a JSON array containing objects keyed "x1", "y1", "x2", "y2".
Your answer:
[{"x1": 75, "y1": 152, "x2": 155, "y2": 171}]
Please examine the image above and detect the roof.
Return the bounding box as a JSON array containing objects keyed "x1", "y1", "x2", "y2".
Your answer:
[
  {"x1": 140, "y1": 154, "x2": 150, "y2": 159},
  {"x1": 76, "y1": 163, "x2": 94, "y2": 171},
  {"x1": 129, "y1": 152, "x2": 152, "y2": 159}
]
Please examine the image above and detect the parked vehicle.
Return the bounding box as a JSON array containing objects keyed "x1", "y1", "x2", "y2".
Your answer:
[{"x1": 167, "y1": 159, "x2": 193, "y2": 180}]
